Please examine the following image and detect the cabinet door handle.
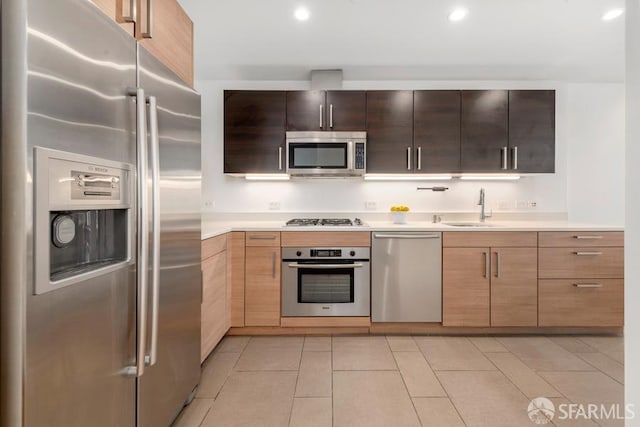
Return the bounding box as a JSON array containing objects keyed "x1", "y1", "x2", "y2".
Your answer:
[
  {"x1": 319, "y1": 104, "x2": 323, "y2": 129},
  {"x1": 272, "y1": 251, "x2": 276, "y2": 279},
  {"x1": 329, "y1": 104, "x2": 334, "y2": 128},
  {"x1": 512, "y1": 146, "x2": 518, "y2": 170},
  {"x1": 494, "y1": 252, "x2": 500, "y2": 278},
  {"x1": 501, "y1": 147, "x2": 508, "y2": 170},
  {"x1": 278, "y1": 146, "x2": 283, "y2": 171},
  {"x1": 249, "y1": 235, "x2": 277, "y2": 240},
  {"x1": 119, "y1": 0, "x2": 136, "y2": 22},
  {"x1": 407, "y1": 147, "x2": 412, "y2": 171},
  {"x1": 483, "y1": 252, "x2": 489, "y2": 278},
  {"x1": 417, "y1": 146, "x2": 422, "y2": 171},
  {"x1": 573, "y1": 283, "x2": 603, "y2": 288},
  {"x1": 574, "y1": 235, "x2": 603, "y2": 240},
  {"x1": 574, "y1": 251, "x2": 603, "y2": 256}
]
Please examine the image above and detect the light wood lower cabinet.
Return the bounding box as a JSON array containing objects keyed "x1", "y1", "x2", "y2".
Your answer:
[
  {"x1": 245, "y1": 246, "x2": 281, "y2": 326},
  {"x1": 443, "y1": 232, "x2": 538, "y2": 327},
  {"x1": 539, "y1": 279, "x2": 623, "y2": 327},
  {"x1": 490, "y1": 248, "x2": 538, "y2": 327},
  {"x1": 443, "y1": 248, "x2": 490, "y2": 327},
  {"x1": 537, "y1": 231, "x2": 624, "y2": 327},
  {"x1": 229, "y1": 232, "x2": 246, "y2": 327},
  {"x1": 201, "y1": 235, "x2": 228, "y2": 362}
]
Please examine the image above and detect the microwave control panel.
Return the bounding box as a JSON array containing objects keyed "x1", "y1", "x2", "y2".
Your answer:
[{"x1": 355, "y1": 143, "x2": 365, "y2": 170}]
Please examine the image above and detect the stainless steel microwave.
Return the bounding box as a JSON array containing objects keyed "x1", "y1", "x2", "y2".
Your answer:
[{"x1": 286, "y1": 131, "x2": 366, "y2": 177}]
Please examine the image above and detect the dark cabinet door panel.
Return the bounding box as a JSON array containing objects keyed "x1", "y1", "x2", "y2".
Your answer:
[
  {"x1": 224, "y1": 91, "x2": 286, "y2": 173},
  {"x1": 414, "y1": 90, "x2": 461, "y2": 172},
  {"x1": 366, "y1": 91, "x2": 414, "y2": 173},
  {"x1": 509, "y1": 90, "x2": 555, "y2": 173},
  {"x1": 326, "y1": 91, "x2": 366, "y2": 131},
  {"x1": 286, "y1": 91, "x2": 326, "y2": 131},
  {"x1": 461, "y1": 90, "x2": 508, "y2": 172}
]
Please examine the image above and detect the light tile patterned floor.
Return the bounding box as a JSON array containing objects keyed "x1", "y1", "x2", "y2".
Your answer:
[{"x1": 172, "y1": 335, "x2": 624, "y2": 427}]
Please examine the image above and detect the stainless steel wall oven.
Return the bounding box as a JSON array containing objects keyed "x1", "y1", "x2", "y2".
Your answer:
[{"x1": 282, "y1": 247, "x2": 370, "y2": 317}]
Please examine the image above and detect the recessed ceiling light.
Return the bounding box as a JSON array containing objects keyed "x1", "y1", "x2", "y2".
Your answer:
[
  {"x1": 294, "y1": 7, "x2": 310, "y2": 21},
  {"x1": 602, "y1": 8, "x2": 624, "y2": 21},
  {"x1": 448, "y1": 7, "x2": 468, "y2": 22}
]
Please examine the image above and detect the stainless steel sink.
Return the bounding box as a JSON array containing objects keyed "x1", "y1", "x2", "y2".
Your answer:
[{"x1": 443, "y1": 222, "x2": 495, "y2": 227}]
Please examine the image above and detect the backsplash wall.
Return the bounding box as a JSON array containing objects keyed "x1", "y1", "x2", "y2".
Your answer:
[{"x1": 197, "y1": 79, "x2": 624, "y2": 224}]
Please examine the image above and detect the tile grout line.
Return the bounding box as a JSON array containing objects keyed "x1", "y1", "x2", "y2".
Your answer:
[
  {"x1": 489, "y1": 337, "x2": 569, "y2": 402},
  {"x1": 573, "y1": 351, "x2": 625, "y2": 386},
  {"x1": 386, "y1": 336, "x2": 424, "y2": 427},
  {"x1": 286, "y1": 335, "x2": 305, "y2": 427},
  {"x1": 412, "y1": 336, "x2": 469, "y2": 427},
  {"x1": 331, "y1": 335, "x2": 334, "y2": 427}
]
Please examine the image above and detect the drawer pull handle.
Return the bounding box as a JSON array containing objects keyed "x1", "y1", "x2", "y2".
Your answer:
[
  {"x1": 574, "y1": 235, "x2": 603, "y2": 240},
  {"x1": 573, "y1": 283, "x2": 603, "y2": 288},
  {"x1": 574, "y1": 251, "x2": 603, "y2": 256},
  {"x1": 249, "y1": 236, "x2": 277, "y2": 240}
]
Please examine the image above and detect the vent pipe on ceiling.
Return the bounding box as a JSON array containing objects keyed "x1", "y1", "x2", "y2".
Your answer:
[{"x1": 311, "y1": 69, "x2": 343, "y2": 90}]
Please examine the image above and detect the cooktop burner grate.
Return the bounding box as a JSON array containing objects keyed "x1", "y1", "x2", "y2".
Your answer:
[{"x1": 285, "y1": 218, "x2": 364, "y2": 227}]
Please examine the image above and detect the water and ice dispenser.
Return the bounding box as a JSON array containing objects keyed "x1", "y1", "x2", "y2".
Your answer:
[{"x1": 34, "y1": 148, "x2": 134, "y2": 294}]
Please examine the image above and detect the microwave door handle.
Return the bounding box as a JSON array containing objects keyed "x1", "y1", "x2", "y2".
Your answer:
[{"x1": 348, "y1": 141, "x2": 354, "y2": 171}]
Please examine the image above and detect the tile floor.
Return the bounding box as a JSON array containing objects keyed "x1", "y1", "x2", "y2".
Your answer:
[{"x1": 172, "y1": 335, "x2": 624, "y2": 427}]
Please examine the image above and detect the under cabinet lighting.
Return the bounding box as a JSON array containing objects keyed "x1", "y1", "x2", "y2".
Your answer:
[
  {"x1": 364, "y1": 174, "x2": 453, "y2": 181},
  {"x1": 448, "y1": 7, "x2": 468, "y2": 22},
  {"x1": 459, "y1": 175, "x2": 521, "y2": 181},
  {"x1": 602, "y1": 8, "x2": 624, "y2": 21},
  {"x1": 245, "y1": 174, "x2": 290, "y2": 181}
]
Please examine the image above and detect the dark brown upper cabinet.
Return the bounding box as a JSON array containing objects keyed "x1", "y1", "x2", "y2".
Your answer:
[
  {"x1": 508, "y1": 90, "x2": 556, "y2": 173},
  {"x1": 414, "y1": 90, "x2": 461, "y2": 173},
  {"x1": 461, "y1": 90, "x2": 509, "y2": 172},
  {"x1": 224, "y1": 91, "x2": 286, "y2": 173},
  {"x1": 366, "y1": 91, "x2": 414, "y2": 173},
  {"x1": 286, "y1": 91, "x2": 366, "y2": 131}
]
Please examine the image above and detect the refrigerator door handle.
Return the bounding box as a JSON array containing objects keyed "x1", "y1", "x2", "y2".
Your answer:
[
  {"x1": 146, "y1": 95, "x2": 160, "y2": 368},
  {"x1": 126, "y1": 87, "x2": 149, "y2": 378}
]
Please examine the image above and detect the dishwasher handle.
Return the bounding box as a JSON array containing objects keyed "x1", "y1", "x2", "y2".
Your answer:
[{"x1": 373, "y1": 233, "x2": 441, "y2": 239}]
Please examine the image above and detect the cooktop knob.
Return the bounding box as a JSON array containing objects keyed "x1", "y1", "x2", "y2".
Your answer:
[
  {"x1": 350, "y1": 251, "x2": 356, "y2": 257},
  {"x1": 296, "y1": 251, "x2": 302, "y2": 257}
]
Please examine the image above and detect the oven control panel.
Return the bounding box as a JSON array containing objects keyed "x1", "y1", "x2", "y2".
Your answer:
[
  {"x1": 310, "y1": 249, "x2": 342, "y2": 257},
  {"x1": 283, "y1": 247, "x2": 370, "y2": 261}
]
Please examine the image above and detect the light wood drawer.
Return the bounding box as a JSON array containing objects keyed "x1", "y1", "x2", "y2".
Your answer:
[
  {"x1": 202, "y1": 234, "x2": 227, "y2": 260},
  {"x1": 245, "y1": 231, "x2": 281, "y2": 247},
  {"x1": 539, "y1": 231, "x2": 623, "y2": 247},
  {"x1": 539, "y1": 279, "x2": 624, "y2": 326},
  {"x1": 443, "y1": 231, "x2": 537, "y2": 248},
  {"x1": 538, "y1": 247, "x2": 624, "y2": 279},
  {"x1": 281, "y1": 231, "x2": 371, "y2": 247}
]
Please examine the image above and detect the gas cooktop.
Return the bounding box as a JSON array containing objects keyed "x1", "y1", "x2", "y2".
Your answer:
[{"x1": 285, "y1": 218, "x2": 365, "y2": 227}]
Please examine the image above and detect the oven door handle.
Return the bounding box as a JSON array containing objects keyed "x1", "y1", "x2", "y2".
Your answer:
[{"x1": 287, "y1": 263, "x2": 364, "y2": 269}]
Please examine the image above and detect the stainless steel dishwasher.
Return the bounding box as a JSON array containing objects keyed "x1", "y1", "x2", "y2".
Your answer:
[{"x1": 372, "y1": 232, "x2": 442, "y2": 322}]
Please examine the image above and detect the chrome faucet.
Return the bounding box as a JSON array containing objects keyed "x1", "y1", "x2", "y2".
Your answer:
[{"x1": 478, "y1": 188, "x2": 492, "y2": 222}]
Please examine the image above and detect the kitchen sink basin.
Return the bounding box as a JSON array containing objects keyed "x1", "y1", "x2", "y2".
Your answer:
[{"x1": 443, "y1": 222, "x2": 496, "y2": 227}]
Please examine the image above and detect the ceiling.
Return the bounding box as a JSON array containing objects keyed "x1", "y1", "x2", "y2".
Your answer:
[{"x1": 180, "y1": 0, "x2": 625, "y2": 82}]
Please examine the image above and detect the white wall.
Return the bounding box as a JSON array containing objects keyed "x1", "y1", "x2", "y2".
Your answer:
[
  {"x1": 567, "y1": 83, "x2": 626, "y2": 224},
  {"x1": 625, "y1": 0, "x2": 640, "y2": 424},
  {"x1": 198, "y1": 79, "x2": 624, "y2": 225}
]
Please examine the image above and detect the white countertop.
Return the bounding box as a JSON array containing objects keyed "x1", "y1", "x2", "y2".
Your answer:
[{"x1": 202, "y1": 218, "x2": 623, "y2": 240}]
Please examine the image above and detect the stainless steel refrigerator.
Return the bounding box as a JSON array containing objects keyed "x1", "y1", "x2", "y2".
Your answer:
[{"x1": 1, "y1": 1, "x2": 202, "y2": 426}]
